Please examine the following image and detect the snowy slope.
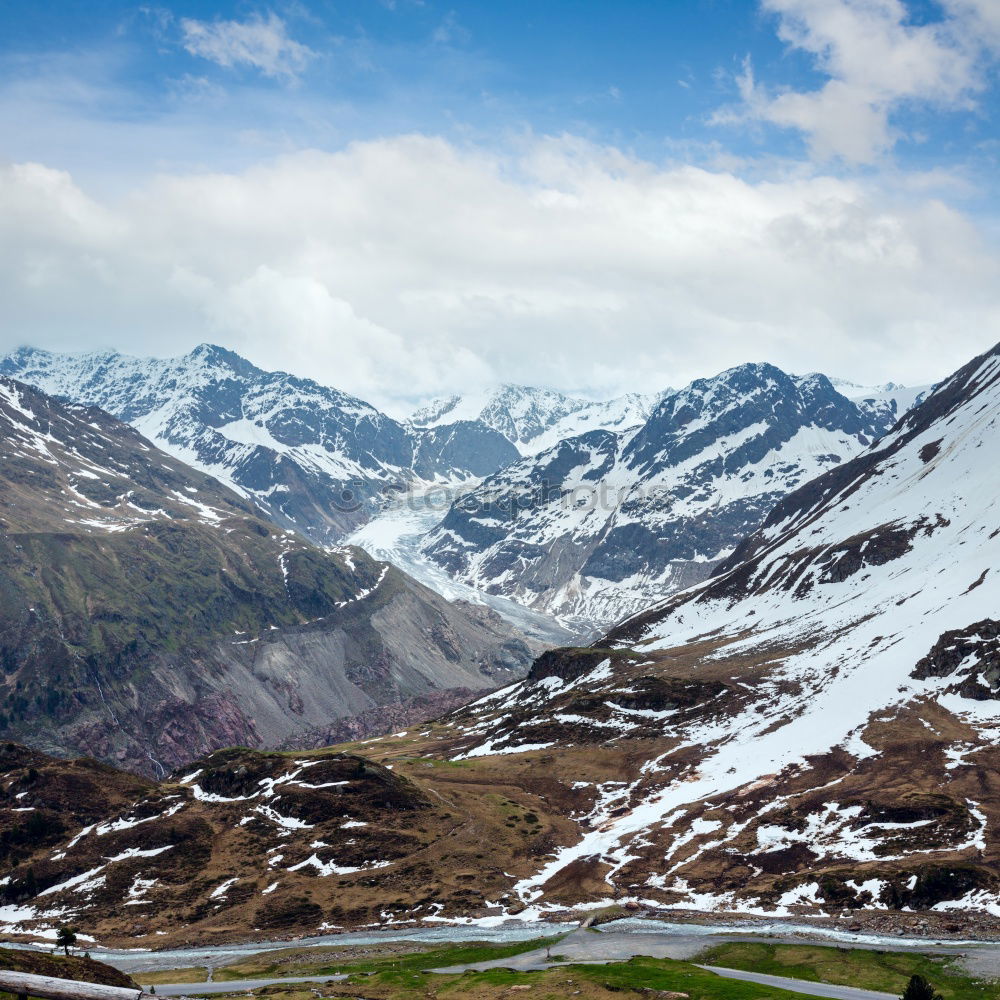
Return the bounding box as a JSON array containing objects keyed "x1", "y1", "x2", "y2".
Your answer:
[
  {"x1": 0, "y1": 374, "x2": 255, "y2": 535},
  {"x1": 410, "y1": 384, "x2": 665, "y2": 455},
  {"x1": 431, "y1": 340, "x2": 1000, "y2": 919},
  {"x1": 421, "y1": 364, "x2": 911, "y2": 628},
  {"x1": 0, "y1": 345, "x2": 518, "y2": 543}
]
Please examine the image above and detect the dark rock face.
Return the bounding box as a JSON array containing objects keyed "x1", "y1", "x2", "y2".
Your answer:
[
  {"x1": 527, "y1": 646, "x2": 611, "y2": 683},
  {"x1": 421, "y1": 365, "x2": 904, "y2": 627},
  {"x1": 410, "y1": 420, "x2": 521, "y2": 479},
  {"x1": 912, "y1": 620, "x2": 1000, "y2": 699},
  {"x1": 0, "y1": 377, "x2": 538, "y2": 774}
]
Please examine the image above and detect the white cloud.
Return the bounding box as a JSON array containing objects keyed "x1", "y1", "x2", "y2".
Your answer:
[
  {"x1": 1, "y1": 136, "x2": 998, "y2": 412},
  {"x1": 716, "y1": 0, "x2": 1000, "y2": 163},
  {"x1": 180, "y1": 12, "x2": 314, "y2": 80}
]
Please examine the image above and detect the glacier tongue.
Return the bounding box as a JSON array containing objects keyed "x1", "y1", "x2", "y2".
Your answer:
[{"x1": 345, "y1": 486, "x2": 585, "y2": 646}]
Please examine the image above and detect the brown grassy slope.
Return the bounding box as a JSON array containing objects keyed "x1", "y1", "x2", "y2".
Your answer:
[{"x1": 8, "y1": 627, "x2": 1000, "y2": 947}]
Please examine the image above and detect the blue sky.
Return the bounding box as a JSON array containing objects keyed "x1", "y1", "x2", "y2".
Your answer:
[
  {"x1": 2, "y1": 0, "x2": 1000, "y2": 408},
  {"x1": 3, "y1": 0, "x2": 997, "y2": 181}
]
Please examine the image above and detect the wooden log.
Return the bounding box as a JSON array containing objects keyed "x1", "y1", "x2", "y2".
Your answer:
[{"x1": 0, "y1": 972, "x2": 142, "y2": 1000}]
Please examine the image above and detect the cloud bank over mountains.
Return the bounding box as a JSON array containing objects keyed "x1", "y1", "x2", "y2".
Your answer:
[
  {"x1": 1, "y1": 0, "x2": 999, "y2": 410},
  {"x1": 2, "y1": 133, "x2": 998, "y2": 411}
]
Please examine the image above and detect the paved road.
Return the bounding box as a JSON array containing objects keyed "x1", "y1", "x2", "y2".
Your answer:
[
  {"x1": 148, "y1": 976, "x2": 346, "y2": 996},
  {"x1": 696, "y1": 965, "x2": 898, "y2": 1000}
]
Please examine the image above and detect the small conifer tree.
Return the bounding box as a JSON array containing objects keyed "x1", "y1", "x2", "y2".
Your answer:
[
  {"x1": 55, "y1": 924, "x2": 77, "y2": 956},
  {"x1": 901, "y1": 974, "x2": 942, "y2": 1000}
]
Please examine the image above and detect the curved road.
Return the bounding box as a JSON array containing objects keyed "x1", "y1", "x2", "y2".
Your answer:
[{"x1": 696, "y1": 965, "x2": 897, "y2": 1000}]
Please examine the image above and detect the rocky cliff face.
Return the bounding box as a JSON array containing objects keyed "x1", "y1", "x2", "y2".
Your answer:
[
  {"x1": 421, "y1": 364, "x2": 908, "y2": 628},
  {"x1": 0, "y1": 377, "x2": 535, "y2": 775}
]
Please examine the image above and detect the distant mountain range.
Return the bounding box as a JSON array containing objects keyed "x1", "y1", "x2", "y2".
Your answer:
[
  {"x1": 0, "y1": 346, "x2": 520, "y2": 543},
  {"x1": 420, "y1": 364, "x2": 929, "y2": 626},
  {"x1": 410, "y1": 384, "x2": 666, "y2": 455},
  {"x1": 1, "y1": 345, "x2": 930, "y2": 635},
  {"x1": 0, "y1": 376, "x2": 534, "y2": 775}
]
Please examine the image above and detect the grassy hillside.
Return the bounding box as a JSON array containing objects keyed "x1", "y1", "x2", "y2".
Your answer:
[{"x1": 0, "y1": 946, "x2": 139, "y2": 989}]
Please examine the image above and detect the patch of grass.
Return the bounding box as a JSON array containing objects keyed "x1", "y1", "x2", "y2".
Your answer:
[
  {"x1": 137, "y1": 967, "x2": 209, "y2": 985},
  {"x1": 205, "y1": 955, "x2": 845, "y2": 1000},
  {"x1": 697, "y1": 942, "x2": 993, "y2": 1000},
  {"x1": 212, "y1": 936, "x2": 565, "y2": 981},
  {"x1": 573, "y1": 954, "x2": 814, "y2": 998}
]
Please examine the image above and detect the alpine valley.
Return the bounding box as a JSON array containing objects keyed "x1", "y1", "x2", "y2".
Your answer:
[
  {"x1": 2, "y1": 345, "x2": 928, "y2": 634},
  {"x1": 1, "y1": 339, "x2": 998, "y2": 948}
]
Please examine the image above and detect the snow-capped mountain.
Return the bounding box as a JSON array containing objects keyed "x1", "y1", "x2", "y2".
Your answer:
[
  {"x1": 421, "y1": 363, "x2": 911, "y2": 628},
  {"x1": 0, "y1": 376, "x2": 535, "y2": 775},
  {"x1": 0, "y1": 345, "x2": 519, "y2": 543},
  {"x1": 423, "y1": 339, "x2": 1000, "y2": 919},
  {"x1": 410, "y1": 384, "x2": 665, "y2": 456},
  {"x1": 826, "y1": 376, "x2": 933, "y2": 431}
]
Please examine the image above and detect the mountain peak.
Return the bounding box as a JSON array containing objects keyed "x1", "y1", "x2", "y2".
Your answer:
[
  {"x1": 410, "y1": 382, "x2": 663, "y2": 454},
  {"x1": 185, "y1": 343, "x2": 260, "y2": 376}
]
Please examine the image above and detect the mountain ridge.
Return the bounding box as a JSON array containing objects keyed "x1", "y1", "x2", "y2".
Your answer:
[
  {"x1": 0, "y1": 345, "x2": 520, "y2": 545},
  {"x1": 419, "y1": 361, "x2": 914, "y2": 628},
  {"x1": 409, "y1": 383, "x2": 666, "y2": 456},
  {"x1": 0, "y1": 376, "x2": 536, "y2": 775}
]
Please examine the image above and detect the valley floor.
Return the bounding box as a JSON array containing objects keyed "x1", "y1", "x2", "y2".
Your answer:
[{"x1": 81, "y1": 923, "x2": 1000, "y2": 1000}]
